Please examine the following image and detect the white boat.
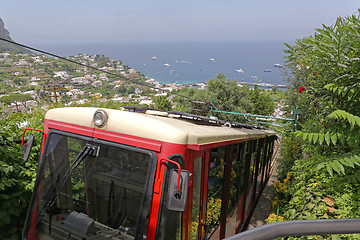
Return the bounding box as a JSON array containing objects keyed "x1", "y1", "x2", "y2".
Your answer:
[
  {"x1": 164, "y1": 63, "x2": 170, "y2": 67},
  {"x1": 264, "y1": 69, "x2": 272, "y2": 72},
  {"x1": 152, "y1": 56, "x2": 158, "y2": 60},
  {"x1": 209, "y1": 58, "x2": 215, "y2": 62},
  {"x1": 274, "y1": 63, "x2": 283, "y2": 68},
  {"x1": 235, "y1": 68, "x2": 244, "y2": 74}
]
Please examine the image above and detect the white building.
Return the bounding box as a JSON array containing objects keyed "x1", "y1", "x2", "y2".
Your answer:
[
  {"x1": 53, "y1": 71, "x2": 69, "y2": 79},
  {"x1": 31, "y1": 77, "x2": 41, "y2": 81},
  {"x1": 92, "y1": 80, "x2": 102, "y2": 88},
  {"x1": 0, "y1": 53, "x2": 10, "y2": 57},
  {"x1": 139, "y1": 99, "x2": 153, "y2": 106}
]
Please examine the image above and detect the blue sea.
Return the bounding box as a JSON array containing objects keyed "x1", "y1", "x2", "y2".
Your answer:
[{"x1": 35, "y1": 40, "x2": 289, "y2": 86}]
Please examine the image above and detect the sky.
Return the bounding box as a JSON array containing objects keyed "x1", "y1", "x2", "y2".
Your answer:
[{"x1": 1, "y1": 0, "x2": 360, "y2": 44}]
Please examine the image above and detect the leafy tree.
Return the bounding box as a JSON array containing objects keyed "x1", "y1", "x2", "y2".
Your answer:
[
  {"x1": 172, "y1": 87, "x2": 210, "y2": 114},
  {"x1": 153, "y1": 95, "x2": 172, "y2": 111},
  {"x1": 117, "y1": 85, "x2": 126, "y2": 95},
  {"x1": 13, "y1": 77, "x2": 24, "y2": 85},
  {"x1": 173, "y1": 74, "x2": 254, "y2": 122},
  {"x1": 284, "y1": 10, "x2": 360, "y2": 176},
  {"x1": 249, "y1": 85, "x2": 276, "y2": 116},
  {"x1": 0, "y1": 93, "x2": 33, "y2": 111},
  {"x1": 207, "y1": 74, "x2": 253, "y2": 116},
  {"x1": 271, "y1": 86, "x2": 279, "y2": 92},
  {"x1": 127, "y1": 86, "x2": 135, "y2": 94}
]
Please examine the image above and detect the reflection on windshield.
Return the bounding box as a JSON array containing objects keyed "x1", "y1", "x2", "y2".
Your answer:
[{"x1": 34, "y1": 132, "x2": 152, "y2": 239}]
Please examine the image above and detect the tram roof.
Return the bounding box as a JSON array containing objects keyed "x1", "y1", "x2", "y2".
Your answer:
[{"x1": 45, "y1": 107, "x2": 276, "y2": 146}]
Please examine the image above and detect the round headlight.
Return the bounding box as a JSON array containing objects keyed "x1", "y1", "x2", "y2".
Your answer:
[{"x1": 94, "y1": 109, "x2": 107, "y2": 128}]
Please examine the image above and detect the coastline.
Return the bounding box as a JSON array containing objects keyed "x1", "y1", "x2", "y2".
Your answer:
[
  {"x1": 33, "y1": 40, "x2": 287, "y2": 86},
  {"x1": 181, "y1": 81, "x2": 287, "y2": 90}
]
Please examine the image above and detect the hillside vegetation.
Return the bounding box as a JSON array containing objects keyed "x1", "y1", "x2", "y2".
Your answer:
[{"x1": 273, "y1": 9, "x2": 360, "y2": 240}]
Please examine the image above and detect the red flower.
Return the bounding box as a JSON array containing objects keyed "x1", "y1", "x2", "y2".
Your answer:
[
  {"x1": 313, "y1": 72, "x2": 318, "y2": 77},
  {"x1": 298, "y1": 86, "x2": 305, "y2": 93}
]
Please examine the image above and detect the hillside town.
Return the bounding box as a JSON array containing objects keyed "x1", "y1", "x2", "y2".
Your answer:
[{"x1": 0, "y1": 52, "x2": 211, "y2": 111}]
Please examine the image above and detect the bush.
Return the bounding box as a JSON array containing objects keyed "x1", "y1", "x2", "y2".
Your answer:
[
  {"x1": 277, "y1": 134, "x2": 303, "y2": 181},
  {"x1": 0, "y1": 107, "x2": 44, "y2": 239},
  {"x1": 280, "y1": 154, "x2": 360, "y2": 239}
]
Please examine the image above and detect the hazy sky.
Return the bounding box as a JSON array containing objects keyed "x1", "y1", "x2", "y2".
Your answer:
[{"x1": 1, "y1": 0, "x2": 359, "y2": 44}]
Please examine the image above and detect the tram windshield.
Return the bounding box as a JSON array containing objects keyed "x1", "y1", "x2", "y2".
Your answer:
[{"x1": 24, "y1": 131, "x2": 155, "y2": 240}]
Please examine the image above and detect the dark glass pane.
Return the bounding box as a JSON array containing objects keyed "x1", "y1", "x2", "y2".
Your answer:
[
  {"x1": 206, "y1": 147, "x2": 226, "y2": 239},
  {"x1": 191, "y1": 157, "x2": 202, "y2": 240},
  {"x1": 34, "y1": 133, "x2": 153, "y2": 239}
]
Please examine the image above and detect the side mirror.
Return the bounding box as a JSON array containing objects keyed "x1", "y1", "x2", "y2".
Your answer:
[
  {"x1": 22, "y1": 133, "x2": 35, "y2": 162},
  {"x1": 166, "y1": 169, "x2": 189, "y2": 212}
]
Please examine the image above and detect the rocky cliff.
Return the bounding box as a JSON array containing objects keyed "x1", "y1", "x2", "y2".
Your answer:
[
  {"x1": 0, "y1": 17, "x2": 31, "y2": 53},
  {"x1": 0, "y1": 17, "x2": 12, "y2": 40}
]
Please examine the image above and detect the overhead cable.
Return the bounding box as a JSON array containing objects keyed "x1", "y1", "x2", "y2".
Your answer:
[
  {"x1": 0, "y1": 37, "x2": 126, "y2": 80},
  {"x1": 0, "y1": 37, "x2": 215, "y2": 106}
]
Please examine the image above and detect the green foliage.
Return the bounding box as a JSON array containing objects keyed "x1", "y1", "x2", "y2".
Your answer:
[
  {"x1": 284, "y1": 11, "x2": 360, "y2": 116},
  {"x1": 277, "y1": 10, "x2": 360, "y2": 239},
  {"x1": 173, "y1": 74, "x2": 254, "y2": 121},
  {"x1": 173, "y1": 87, "x2": 210, "y2": 114},
  {"x1": 295, "y1": 109, "x2": 360, "y2": 176},
  {"x1": 207, "y1": 74, "x2": 254, "y2": 119},
  {"x1": 0, "y1": 41, "x2": 32, "y2": 54},
  {"x1": 0, "y1": 93, "x2": 33, "y2": 106},
  {"x1": 153, "y1": 95, "x2": 172, "y2": 111},
  {"x1": 0, "y1": 107, "x2": 45, "y2": 239},
  {"x1": 249, "y1": 85, "x2": 276, "y2": 116},
  {"x1": 327, "y1": 110, "x2": 360, "y2": 127},
  {"x1": 282, "y1": 10, "x2": 360, "y2": 176},
  {"x1": 280, "y1": 154, "x2": 360, "y2": 239},
  {"x1": 277, "y1": 134, "x2": 303, "y2": 181},
  {"x1": 206, "y1": 198, "x2": 222, "y2": 227}
]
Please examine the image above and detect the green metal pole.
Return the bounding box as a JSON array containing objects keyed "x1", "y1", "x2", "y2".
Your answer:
[{"x1": 210, "y1": 98, "x2": 213, "y2": 117}]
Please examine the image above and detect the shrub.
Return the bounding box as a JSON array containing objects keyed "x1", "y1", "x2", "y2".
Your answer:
[{"x1": 277, "y1": 134, "x2": 302, "y2": 181}]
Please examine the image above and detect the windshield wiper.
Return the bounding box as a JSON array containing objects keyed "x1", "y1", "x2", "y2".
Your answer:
[{"x1": 46, "y1": 144, "x2": 100, "y2": 234}]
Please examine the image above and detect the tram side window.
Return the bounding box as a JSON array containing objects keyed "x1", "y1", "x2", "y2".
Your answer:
[
  {"x1": 191, "y1": 157, "x2": 203, "y2": 240},
  {"x1": 225, "y1": 143, "x2": 245, "y2": 237},
  {"x1": 206, "y1": 146, "x2": 226, "y2": 239},
  {"x1": 228, "y1": 144, "x2": 239, "y2": 212},
  {"x1": 238, "y1": 142, "x2": 247, "y2": 194},
  {"x1": 248, "y1": 141, "x2": 257, "y2": 186}
]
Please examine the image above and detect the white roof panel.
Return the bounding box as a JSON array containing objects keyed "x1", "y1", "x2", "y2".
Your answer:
[{"x1": 45, "y1": 107, "x2": 275, "y2": 145}]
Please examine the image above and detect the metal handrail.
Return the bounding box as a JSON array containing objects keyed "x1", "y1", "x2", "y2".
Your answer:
[{"x1": 225, "y1": 218, "x2": 360, "y2": 240}]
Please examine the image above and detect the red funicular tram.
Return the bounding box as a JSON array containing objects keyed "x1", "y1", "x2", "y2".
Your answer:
[{"x1": 22, "y1": 107, "x2": 278, "y2": 240}]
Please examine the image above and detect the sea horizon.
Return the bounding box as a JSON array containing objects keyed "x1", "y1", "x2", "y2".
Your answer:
[{"x1": 30, "y1": 40, "x2": 291, "y2": 86}]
